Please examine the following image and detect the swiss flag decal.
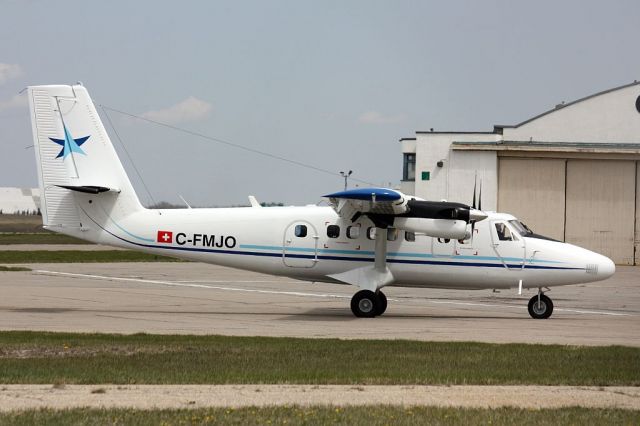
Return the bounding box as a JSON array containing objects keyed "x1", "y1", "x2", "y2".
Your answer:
[{"x1": 157, "y1": 230, "x2": 173, "y2": 243}]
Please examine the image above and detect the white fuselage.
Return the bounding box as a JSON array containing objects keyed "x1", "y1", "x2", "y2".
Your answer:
[{"x1": 68, "y1": 199, "x2": 615, "y2": 291}]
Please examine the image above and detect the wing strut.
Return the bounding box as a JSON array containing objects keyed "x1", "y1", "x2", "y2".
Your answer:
[
  {"x1": 374, "y1": 227, "x2": 388, "y2": 272},
  {"x1": 327, "y1": 226, "x2": 394, "y2": 291}
]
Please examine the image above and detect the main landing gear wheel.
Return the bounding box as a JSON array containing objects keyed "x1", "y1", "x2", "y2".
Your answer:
[
  {"x1": 375, "y1": 291, "x2": 387, "y2": 316},
  {"x1": 351, "y1": 290, "x2": 379, "y2": 318},
  {"x1": 528, "y1": 293, "x2": 554, "y2": 319}
]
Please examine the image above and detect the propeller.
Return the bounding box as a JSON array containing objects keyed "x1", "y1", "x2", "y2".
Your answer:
[
  {"x1": 469, "y1": 174, "x2": 486, "y2": 242},
  {"x1": 472, "y1": 177, "x2": 477, "y2": 210}
]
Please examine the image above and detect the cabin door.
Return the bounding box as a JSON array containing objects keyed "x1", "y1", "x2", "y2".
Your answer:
[
  {"x1": 283, "y1": 221, "x2": 318, "y2": 268},
  {"x1": 491, "y1": 221, "x2": 525, "y2": 269}
]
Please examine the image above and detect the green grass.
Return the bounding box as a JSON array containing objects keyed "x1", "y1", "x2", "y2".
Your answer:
[
  {"x1": 0, "y1": 332, "x2": 638, "y2": 386},
  {"x1": 0, "y1": 233, "x2": 90, "y2": 245},
  {"x1": 0, "y1": 250, "x2": 182, "y2": 263},
  {"x1": 0, "y1": 215, "x2": 43, "y2": 233},
  {"x1": 0, "y1": 406, "x2": 637, "y2": 426},
  {"x1": 0, "y1": 266, "x2": 31, "y2": 271}
]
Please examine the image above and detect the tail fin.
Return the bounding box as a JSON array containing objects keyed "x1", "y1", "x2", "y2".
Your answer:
[{"x1": 28, "y1": 84, "x2": 143, "y2": 235}]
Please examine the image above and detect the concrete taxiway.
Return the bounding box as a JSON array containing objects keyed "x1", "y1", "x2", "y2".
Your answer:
[{"x1": 0, "y1": 262, "x2": 638, "y2": 346}]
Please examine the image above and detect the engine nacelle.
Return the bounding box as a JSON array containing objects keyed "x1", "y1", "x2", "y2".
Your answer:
[{"x1": 394, "y1": 217, "x2": 468, "y2": 239}]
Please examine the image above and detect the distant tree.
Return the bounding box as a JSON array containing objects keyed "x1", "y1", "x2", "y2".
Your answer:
[
  {"x1": 148, "y1": 201, "x2": 185, "y2": 209},
  {"x1": 147, "y1": 200, "x2": 286, "y2": 209}
]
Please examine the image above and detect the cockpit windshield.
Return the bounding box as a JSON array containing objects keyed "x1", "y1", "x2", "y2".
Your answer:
[{"x1": 508, "y1": 220, "x2": 533, "y2": 236}]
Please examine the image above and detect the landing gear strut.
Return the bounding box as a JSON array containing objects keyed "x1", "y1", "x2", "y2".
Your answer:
[
  {"x1": 350, "y1": 290, "x2": 387, "y2": 318},
  {"x1": 528, "y1": 289, "x2": 553, "y2": 319}
]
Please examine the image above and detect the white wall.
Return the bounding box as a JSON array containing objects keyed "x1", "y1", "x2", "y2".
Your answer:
[
  {"x1": 0, "y1": 188, "x2": 41, "y2": 214},
  {"x1": 503, "y1": 83, "x2": 640, "y2": 143},
  {"x1": 412, "y1": 133, "x2": 499, "y2": 207},
  {"x1": 448, "y1": 151, "x2": 497, "y2": 210}
]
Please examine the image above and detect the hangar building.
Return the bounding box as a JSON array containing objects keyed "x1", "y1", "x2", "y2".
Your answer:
[
  {"x1": 399, "y1": 81, "x2": 640, "y2": 265},
  {"x1": 0, "y1": 188, "x2": 40, "y2": 215}
]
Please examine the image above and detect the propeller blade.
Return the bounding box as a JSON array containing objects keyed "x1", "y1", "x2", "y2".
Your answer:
[
  {"x1": 478, "y1": 180, "x2": 482, "y2": 211},
  {"x1": 471, "y1": 178, "x2": 477, "y2": 210},
  {"x1": 470, "y1": 221, "x2": 476, "y2": 243}
]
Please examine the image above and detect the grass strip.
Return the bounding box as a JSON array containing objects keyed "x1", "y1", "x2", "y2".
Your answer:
[
  {"x1": 0, "y1": 332, "x2": 638, "y2": 386},
  {"x1": 0, "y1": 233, "x2": 90, "y2": 245},
  {"x1": 0, "y1": 215, "x2": 44, "y2": 233},
  {"x1": 0, "y1": 251, "x2": 181, "y2": 263},
  {"x1": 0, "y1": 406, "x2": 638, "y2": 426},
  {"x1": 0, "y1": 266, "x2": 31, "y2": 272}
]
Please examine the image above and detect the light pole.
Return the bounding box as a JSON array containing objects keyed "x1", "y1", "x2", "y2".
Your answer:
[{"x1": 340, "y1": 170, "x2": 352, "y2": 191}]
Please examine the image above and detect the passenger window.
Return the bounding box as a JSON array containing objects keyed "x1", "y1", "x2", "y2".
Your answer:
[
  {"x1": 294, "y1": 225, "x2": 307, "y2": 238},
  {"x1": 495, "y1": 223, "x2": 515, "y2": 241},
  {"x1": 437, "y1": 238, "x2": 451, "y2": 244},
  {"x1": 347, "y1": 226, "x2": 360, "y2": 239},
  {"x1": 387, "y1": 228, "x2": 397, "y2": 241},
  {"x1": 327, "y1": 225, "x2": 340, "y2": 238},
  {"x1": 367, "y1": 227, "x2": 376, "y2": 240},
  {"x1": 405, "y1": 231, "x2": 415, "y2": 242}
]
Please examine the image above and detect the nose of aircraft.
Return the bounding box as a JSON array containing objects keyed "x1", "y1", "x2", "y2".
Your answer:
[{"x1": 595, "y1": 254, "x2": 616, "y2": 280}]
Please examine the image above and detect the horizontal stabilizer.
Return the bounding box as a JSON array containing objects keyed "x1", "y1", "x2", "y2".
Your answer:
[{"x1": 56, "y1": 185, "x2": 120, "y2": 194}]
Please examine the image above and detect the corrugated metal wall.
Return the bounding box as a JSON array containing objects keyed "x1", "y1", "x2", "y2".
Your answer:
[
  {"x1": 565, "y1": 160, "x2": 635, "y2": 265},
  {"x1": 498, "y1": 158, "x2": 566, "y2": 241},
  {"x1": 498, "y1": 157, "x2": 637, "y2": 265}
]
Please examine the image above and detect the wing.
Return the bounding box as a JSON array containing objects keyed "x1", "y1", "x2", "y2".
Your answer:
[
  {"x1": 323, "y1": 187, "x2": 487, "y2": 290},
  {"x1": 323, "y1": 188, "x2": 410, "y2": 219},
  {"x1": 323, "y1": 187, "x2": 487, "y2": 239}
]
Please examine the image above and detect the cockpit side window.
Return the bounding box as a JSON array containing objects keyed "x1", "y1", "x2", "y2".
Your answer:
[
  {"x1": 494, "y1": 222, "x2": 516, "y2": 241},
  {"x1": 509, "y1": 220, "x2": 533, "y2": 236}
]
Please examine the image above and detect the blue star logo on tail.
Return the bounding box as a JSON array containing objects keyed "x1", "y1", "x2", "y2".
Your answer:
[{"x1": 50, "y1": 125, "x2": 90, "y2": 159}]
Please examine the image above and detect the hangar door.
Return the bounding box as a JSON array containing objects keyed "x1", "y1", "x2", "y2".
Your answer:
[
  {"x1": 498, "y1": 158, "x2": 566, "y2": 241},
  {"x1": 565, "y1": 160, "x2": 635, "y2": 265},
  {"x1": 498, "y1": 157, "x2": 636, "y2": 265}
]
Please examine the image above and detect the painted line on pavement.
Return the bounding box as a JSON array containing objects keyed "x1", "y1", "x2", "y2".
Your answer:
[{"x1": 34, "y1": 270, "x2": 633, "y2": 317}]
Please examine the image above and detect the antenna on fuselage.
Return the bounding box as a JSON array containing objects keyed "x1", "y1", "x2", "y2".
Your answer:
[{"x1": 178, "y1": 195, "x2": 192, "y2": 209}]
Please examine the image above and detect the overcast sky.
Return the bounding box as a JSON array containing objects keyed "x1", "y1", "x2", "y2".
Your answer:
[{"x1": 1, "y1": 0, "x2": 639, "y2": 206}]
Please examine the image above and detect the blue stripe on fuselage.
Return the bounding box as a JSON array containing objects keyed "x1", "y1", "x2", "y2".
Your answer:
[
  {"x1": 240, "y1": 244, "x2": 563, "y2": 264},
  {"x1": 81, "y1": 210, "x2": 581, "y2": 271}
]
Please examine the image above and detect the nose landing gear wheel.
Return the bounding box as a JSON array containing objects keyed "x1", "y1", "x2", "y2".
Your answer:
[
  {"x1": 528, "y1": 293, "x2": 553, "y2": 319},
  {"x1": 351, "y1": 290, "x2": 379, "y2": 318}
]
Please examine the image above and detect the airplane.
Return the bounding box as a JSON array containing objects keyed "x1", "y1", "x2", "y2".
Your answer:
[{"x1": 26, "y1": 84, "x2": 616, "y2": 319}]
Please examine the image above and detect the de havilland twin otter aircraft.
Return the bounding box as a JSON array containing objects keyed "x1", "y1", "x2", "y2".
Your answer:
[{"x1": 27, "y1": 84, "x2": 616, "y2": 319}]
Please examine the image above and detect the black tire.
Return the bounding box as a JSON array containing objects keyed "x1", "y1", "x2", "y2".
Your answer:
[
  {"x1": 375, "y1": 291, "x2": 387, "y2": 316},
  {"x1": 528, "y1": 294, "x2": 554, "y2": 319},
  {"x1": 350, "y1": 290, "x2": 379, "y2": 318}
]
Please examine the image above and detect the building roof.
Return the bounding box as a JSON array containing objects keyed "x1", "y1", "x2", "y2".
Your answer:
[
  {"x1": 495, "y1": 80, "x2": 640, "y2": 130},
  {"x1": 405, "y1": 80, "x2": 640, "y2": 139},
  {"x1": 451, "y1": 140, "x2": 640, "y2": 154},
  {"x1": 415, "y1": 131, "x2": 496, "y2": 135}
]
